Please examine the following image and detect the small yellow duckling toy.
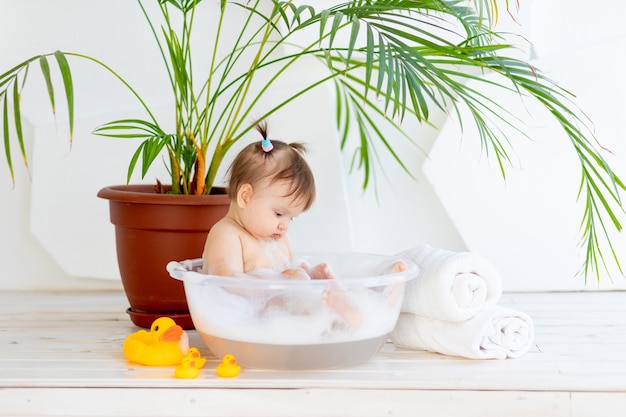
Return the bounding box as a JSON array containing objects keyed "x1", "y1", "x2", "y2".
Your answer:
[
  {"x1": 174, "y1": 356, "x2": 200, "y2": 379},
  {"x1": 185, "y1": 347, "x2": 206, "y2": 369},
  {"x1": 123, "y1": 317, "x2": 189, "y2": 366},
  {"x1": 216, "y1": 354, "x2": 241, "y2": 378}
]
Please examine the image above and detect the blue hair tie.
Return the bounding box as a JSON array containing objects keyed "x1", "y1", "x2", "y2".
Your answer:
[{"x1": 261, "y1": 138, "x2": 273, "y2": 152}]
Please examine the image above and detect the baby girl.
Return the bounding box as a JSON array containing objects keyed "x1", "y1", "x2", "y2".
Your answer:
[{"x1": 202, "y1": 122, "x2": 373, "y2": 325}]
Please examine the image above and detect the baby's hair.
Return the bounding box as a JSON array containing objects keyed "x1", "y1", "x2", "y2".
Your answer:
[{"x1": 226, "y1": 121, "x2": 316, "y2": 210}]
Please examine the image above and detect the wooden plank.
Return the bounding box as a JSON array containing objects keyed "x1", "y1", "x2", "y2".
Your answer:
[
  {"x1": 571, "y1": 392, "x2": 626, "y2": 417},
  {"x1": 1, "y1": 291, "x2": 626, "y2": 416},
  {"x1": 0, "y1": 388, "x2": 574, "y2": 417}
]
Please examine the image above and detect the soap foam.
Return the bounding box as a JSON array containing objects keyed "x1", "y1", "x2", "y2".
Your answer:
[
  {"x1": 188, "y1": 279, "x2": 404, "y2": 345},
  {"x1": 260, "y1": 240, "x2": 293, "y2": 271}
]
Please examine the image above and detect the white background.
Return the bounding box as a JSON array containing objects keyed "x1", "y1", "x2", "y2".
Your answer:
[{"x1": 2, "y1": 0, "x2": 626, "y2": 291}]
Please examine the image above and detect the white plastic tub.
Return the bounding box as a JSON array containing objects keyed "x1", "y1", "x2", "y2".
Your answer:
[{"x1": 168, "y1": 253, "x2": 418, "y2": 370}]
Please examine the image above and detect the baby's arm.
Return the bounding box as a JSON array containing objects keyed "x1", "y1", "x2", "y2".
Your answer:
[
  {"x1": 280, "y1": 268, "x2": 310, "y2": 280},
  {"x1": 278, "y1": 261, "x2": 334, "y2": 280}
]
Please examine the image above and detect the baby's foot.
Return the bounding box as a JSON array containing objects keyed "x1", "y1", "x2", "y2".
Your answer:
[
  {"x1": 387, "y1": 261, "x2": 408, "y2": 274},
  {"x1": 321, "y1": 286, "x2": 362, "y2": 327},
  {"x1": 304, "y1": 262, "x2": 336, "y2": 280}
]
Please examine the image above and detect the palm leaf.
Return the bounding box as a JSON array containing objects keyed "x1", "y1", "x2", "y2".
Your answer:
[
  {"x1": 12, "y1": 79, "x2": 27, "y2": 168},
  {"x1": 2, "y1": 93, "x2": 14, "y2": 185},
  {"x1": 39, "y1": 55, "x2": 56, "y2": 117},
  {"x1": 53, "y1": 51, "x2": 74, "y2": 144},
  {"x1": 93, "y1": 119, "x2": 166, "y2": 139}
]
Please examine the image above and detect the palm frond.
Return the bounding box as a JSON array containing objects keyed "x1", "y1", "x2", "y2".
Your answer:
[{"x1": 1, "y1": 0, "x2": 623, "y2": 283}]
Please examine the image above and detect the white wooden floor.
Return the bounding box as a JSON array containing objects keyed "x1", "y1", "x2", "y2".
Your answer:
[{"x1": 1, "y1": 291, "x2": 625, "y2": 417}]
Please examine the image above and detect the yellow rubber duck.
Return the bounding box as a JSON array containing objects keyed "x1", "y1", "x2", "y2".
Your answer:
[
  {"x1": 174, "y1": 356, "x2": 200, "y2": 379},
  {"x1": 123, "y1": 317, "x2": 189, "y2": 366},
  {"x1": 216, "y1": 354, "x2": 241, "y2": 378},
  {"x1": 185, "y1": 347, "x2": 206, "y2": 369}
]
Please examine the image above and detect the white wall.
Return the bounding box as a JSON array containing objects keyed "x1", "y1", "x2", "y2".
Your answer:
[{"x1": 2, "y1": 0, "x2": 625, "y2": 292}]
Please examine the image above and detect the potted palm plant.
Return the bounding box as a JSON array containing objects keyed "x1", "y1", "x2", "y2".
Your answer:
[{"x1": 2, "y1": 0, "x2": 624, "y2": 327}]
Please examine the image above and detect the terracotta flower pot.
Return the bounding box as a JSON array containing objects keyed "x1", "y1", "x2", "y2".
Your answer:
[{"x1": 98, "y1": 184, "x2": 229, "y2": 329}]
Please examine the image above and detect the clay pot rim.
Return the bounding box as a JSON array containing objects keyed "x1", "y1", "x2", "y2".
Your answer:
[{"x1": 97, "y1": 184, "x2": 229, "y2": 206}]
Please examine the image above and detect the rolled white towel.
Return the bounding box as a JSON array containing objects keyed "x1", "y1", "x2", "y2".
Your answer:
[
  {"x1": 390, "y1": 305, "x2": 535, "y2": 359},
  {"x1": 397, "y1": 244, "x2": 502, "y2": 321}
]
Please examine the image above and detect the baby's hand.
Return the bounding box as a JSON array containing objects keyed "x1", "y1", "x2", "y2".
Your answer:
[
  {"x1": 304, "y1": 262, "x2": 336, "y2": 280},
  {"x1": 281, "y1": 268, "x2": 310, "y2": 280}
]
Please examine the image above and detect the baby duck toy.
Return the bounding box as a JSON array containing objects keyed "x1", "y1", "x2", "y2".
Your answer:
[
  {"x1": 173, "y1": 348, "x2": 206, "y2": 378},
  {"x1": 186, "y1": 347, "x2": 207, "y2": 369},
  {"x1": 174, "y1": 356, "x2": 200, "y2": 379},
  {"x1": 123, "y1": 317, "x2": 189, "y2": 366},
  {"x1": 216, "y1": 354, "x2": 241, "y2": 378}
]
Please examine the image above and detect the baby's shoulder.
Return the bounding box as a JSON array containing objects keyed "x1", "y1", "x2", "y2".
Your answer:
[
  {"x1": 211, "y1": 217, "x2": 243, "y2": 235},
  {"x1": 205, "y1": 218, "x2": 244, "y2": 247}
]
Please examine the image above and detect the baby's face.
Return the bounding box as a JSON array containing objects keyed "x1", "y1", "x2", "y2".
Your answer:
[{"x1": 242, "y1": 180, "x2": 306, "y2": 241}]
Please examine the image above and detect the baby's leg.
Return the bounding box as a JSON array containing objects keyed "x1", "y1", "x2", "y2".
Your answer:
[
  {"x1": 383, "y1": 261, "x2": 409, "y2": 307},
  {"x1": 322, "y1": 285, "x2": 362, "y2": 327},
  {"x1": 367, "y1": 261, "x2": 410, "y2": 307},
  {"x1": 259, "y1": 295, "x2": 287, "y2": 315}
]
